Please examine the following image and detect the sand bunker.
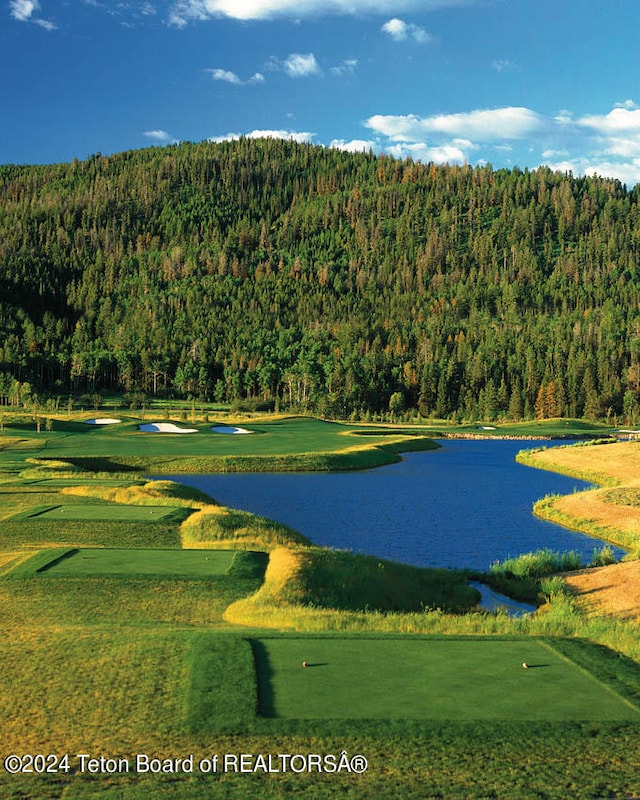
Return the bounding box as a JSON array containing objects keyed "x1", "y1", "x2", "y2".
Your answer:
[
  {"x1": 138, "y1": 423, "x2": 198, "y2": 434},
  {"x1": 211, "y1": 425, "x2": 252, "y2": 434},
  {"x1": 85, "y1": 418, "x2": 121, "y2": 425}
]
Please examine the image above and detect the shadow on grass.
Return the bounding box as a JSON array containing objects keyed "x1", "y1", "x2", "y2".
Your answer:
[
  {"x1": 249, "y1": 638, "x2": 277, "y2": 718},
  {"x1": 54, "y1": 457, "x2": 140, "y2": 473},
  {"x1": 227, "y1": 551, "x2": 269, "y2": 580}
]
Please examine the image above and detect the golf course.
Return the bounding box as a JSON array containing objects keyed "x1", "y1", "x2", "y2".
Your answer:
[{"x1": 2, "y1": 411, "x2": 640, "y2": 799}]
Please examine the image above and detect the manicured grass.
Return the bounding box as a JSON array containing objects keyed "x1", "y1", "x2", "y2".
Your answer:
[
  {"x1": 9, "y1": 503, "x2": 181, "y2": 522},
  {"x1": 0, "y1": 416, "x2": 437, "y2": 474},
  {"x1": 18, "y1": 416, "x2": 424, "y2": 458},
  {"x1": 434, "y1": 418, "x2": 613, "y2": 438},
  {"x1": 36, "y1": 547, "x2": 237, "y2": 577},
  {"x1": 251, "y1": 637, "x2": 640, "y2": 722},
  {"x1": 9, "y1": 547, "x2": 268, "y2": 580}
]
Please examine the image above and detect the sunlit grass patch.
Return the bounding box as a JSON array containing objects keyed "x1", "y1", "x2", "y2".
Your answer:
[
  {"x1": 61, "y1": 479, "x2": 214, "y2": 506},
  {"x1": 225, "y1": 547, "x2": 480, "y2": 631},
  {"x1": 518, "y1": 439, "x2": 640, "y2": 485},
  {"x1": 251, "y1": 637, "x2": 640, "y2": 721},
  {"x1": 0, "y1": 550, "x2": 34, "y2": 577},
  {"x1": 0, "y1": 628, "x2": 193, "y2": 754},
  {"x1": 10, "y1": 547, "x2": 267, "y2": 580},
  {"x1": 0, "y1": 575, "x2": 265, "y2": 631},
  {"x1": 181, "y1": 506, "x2": 309, "y2": 551},
  {"x1": 8, "y1": 504, "x2": 184, "y2": 523}
]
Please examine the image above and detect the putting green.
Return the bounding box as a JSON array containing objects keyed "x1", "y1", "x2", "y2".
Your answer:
[
  {"x1": 36, "y1": 547, "x2": 238, "y2": 577},
  {"x1": 12, "y1": 504, "x2": 180, "y2": 522},
  {"x1": 252, "y1": 638, "x2": 640, "y2": 721}
]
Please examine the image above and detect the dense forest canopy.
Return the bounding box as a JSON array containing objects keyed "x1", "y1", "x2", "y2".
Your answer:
[{"x1": 2, "y1": 137, "x2": 640, "y2": 422}]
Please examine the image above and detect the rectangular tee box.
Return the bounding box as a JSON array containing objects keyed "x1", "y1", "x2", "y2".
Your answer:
[
  {"x1": 38, "y1": 547, "x2": 237, "y2": 577},
  {"x1": 28, "y1": 504, "x2": 179, "y2": 522},
  {"x1": 252, "y1": 638, "x2": 640, "y2": 721}
]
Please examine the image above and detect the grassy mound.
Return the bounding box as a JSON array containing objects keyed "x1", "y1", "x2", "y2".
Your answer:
[
  {"x1": 224, "y1": 546, "x2": 480, "y2": 629},
  {"x1": 287, "y1": 548, "x2": 479, "y2": 613},
  {"x1": 181, "y1": 506, "x2": 310, "y2": 551},
  {"x1": 60, "y1": 479, "x2": 215, "y2": 506}
]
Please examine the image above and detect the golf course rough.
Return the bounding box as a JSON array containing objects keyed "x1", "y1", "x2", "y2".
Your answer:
[{"x1": 1, "y1": 415, "x2": 640, "y2": 799}]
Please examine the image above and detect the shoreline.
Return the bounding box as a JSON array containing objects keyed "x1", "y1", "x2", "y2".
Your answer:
[{"x1": 518, "y1": 441, "x2": 640, "y2": 560}]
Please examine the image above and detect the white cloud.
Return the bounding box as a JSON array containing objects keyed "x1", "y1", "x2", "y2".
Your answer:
[
  {"x1": 382, "y1": 18, "x2": 408, "y2": 40},
  {"x1": 330, "y1": 138, "x2": 375, "y2": 152},
  {"x1": 572, "y1": 105, "x2": 640, "y2": 167},
  {"x1": 10, "y1": 0, "x2": 37, "y2": 21},
  {"x1": 33, "y1": 16, "x2": 56, "y2": 29},
  {"x1": 211, "y1": 129, "x2": 316, "y2": 144},
  {"x1": 492, "y1": 58, "x2": 517, "y2": 73},
  {"x1": 388, "y1": 142, "x2": 468, "y2": 164},
  {"x1": 9, "y1": 0, "x2": 56, "y2": 28},
  {"x1": 283, "y1": 53, "x2": 321, "y2": 78},
  {"x1": 168, "y1": 0, "x2": 472, "y2": 26},
  {"x1": 143, "y1": 129, "x2": 177, "y2": 143},
  {"x1": 615, "y1": 99, "x2": 639, "y2": 110},
  {"x1": 366, "y1": 107, "x2": 543, "y2": 142},
  {"x1": 578, "y1": 106, "x2": 640, "y2": 135},
  {"x1": 207, "y1": 68, "x2": 243, "y2": 84},
  {"x1": 410, "y1": 27, "x2": 431, "y2": 44},
  {"x1": 542, "y1": 148, "x2": 569, "y2": 159},
  {"x1": 584, "y1": 160, "x2": 640, "y2": 186},
  {"x1": 361, "y1": 102, "x2": 640, "y2": 185},
  {"x1": 544, "y1": 156, "x2": 640, "y2": 188},
  {"x1": 206, "y1": 68, "x2": 265, "y2": 85},
  {"x1": 330, "y1": 59, "x2": 358, "y2": 77},
  {"x1": 381, "y1": 17, "x2": 431, "y2": 43}
]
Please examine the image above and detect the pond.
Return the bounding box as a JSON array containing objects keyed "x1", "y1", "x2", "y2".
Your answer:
[{"x1": 163, "y1": 439, "x2": 625, "y2": 572}]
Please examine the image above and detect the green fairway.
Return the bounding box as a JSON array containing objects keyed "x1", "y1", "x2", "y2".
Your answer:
[
  {"x1": 25, "y1": 417, "x2": 382, "y2": 458},
  {"x1": 0, "y1": 416, "x2": 436, "y2": 474},
  {"x1": 252, "y1": 638, "x2": 640, "y2": 721},
  {"x1": 10, "y1": 503, "x2": 180, "y2": 522},
  {"x1": 31, "y1": 547, "x2": 240, "y2": 577}
]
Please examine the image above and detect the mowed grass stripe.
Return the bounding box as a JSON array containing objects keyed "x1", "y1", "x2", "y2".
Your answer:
[
  {"x1": 253, "y1": 638, "x2": 640, "y2": 721},
  {"x1": 33, "y1": 547, "x2": 238, "y2": 577},
  {"x1": 10, "y1": 504, "x2": 181, "y2": 522}
]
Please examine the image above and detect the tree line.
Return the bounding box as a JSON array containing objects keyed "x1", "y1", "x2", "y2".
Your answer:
[{"x1": 1, "y1": 137, "x2": 640, "y2": 422}]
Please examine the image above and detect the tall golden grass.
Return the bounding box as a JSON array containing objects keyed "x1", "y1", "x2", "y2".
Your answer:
[
  {"x1": 519, "y1": 440, "x2": 640, "y2": 484},
  {"x1": 523, "y1": 441, "x2": 640, "y2": 556},
  {"x1": 60, "y1": 480, "x2": 211, "y2": 508},
  {"x1": 180, "y1": 505, "x2": 310, "y2": 551},
  {"x1": 0, "y1": 551, "x2": 33, "y2": 577}
]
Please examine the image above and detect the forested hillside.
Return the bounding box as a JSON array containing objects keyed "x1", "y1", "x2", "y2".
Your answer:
[{"x1": 2, "y1": 137, "x2": 640, "y2": 421}]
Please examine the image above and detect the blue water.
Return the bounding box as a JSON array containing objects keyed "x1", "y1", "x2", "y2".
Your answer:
[{"x1": 164, "y1": 439, "x2": 625, "y2": 572}]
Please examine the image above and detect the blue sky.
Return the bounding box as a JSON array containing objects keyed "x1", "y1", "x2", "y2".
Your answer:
[{"x1": 3, "y1": 0, "x2": 640, "y2": 186}]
